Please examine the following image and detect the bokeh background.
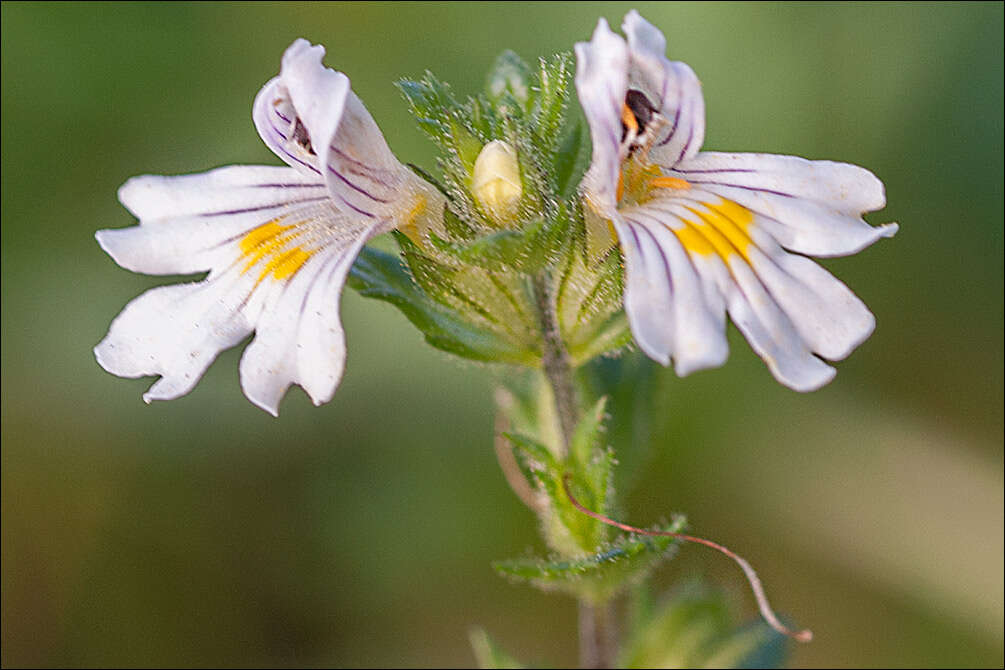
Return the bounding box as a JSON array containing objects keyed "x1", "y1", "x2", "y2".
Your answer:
[{"x1": 3, "y1": 2, "x2": 1002, "y2": 667}]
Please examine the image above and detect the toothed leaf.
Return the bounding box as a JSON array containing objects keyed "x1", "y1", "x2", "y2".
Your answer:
[{"x1": 493, "y1": 516, "x2": 686, "y2": 603}]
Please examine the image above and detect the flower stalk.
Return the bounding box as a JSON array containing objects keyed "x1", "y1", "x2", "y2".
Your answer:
[
  {"x1": 579, "y1": 599, "x2": 616, "y2": 670},
  {"x1": 532, "y1": 271, "x2": 619, "y2": 669},
  {"x1": 532, "y1": 272, "x2": 578, "y2": 455}
]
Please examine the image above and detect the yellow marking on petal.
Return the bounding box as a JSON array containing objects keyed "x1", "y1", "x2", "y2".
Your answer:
[
  {"x1": 672, "y1": 199, "x2": 755, "y2": 263},
  {"x1": 239, "y1": 219, "x2": 315, "y2": 283},
  {"x1": 404, "y1": 195, "x2": 428, "y2": 231},
  {"x1": 240, "y1": 220, "x2": 288, "y2": 255},
  {"x1": 680, "y1": 212, "x2": 737, "y2": 261},
  {"x1": 708, "y1": 198, "x2": 754, "y2": 229},
  {"x1": 267, "y1": 246, "x2": 313, "y2": 281},
  {"x1": 619, "y1": 162, "x2": 664, "y2": 205},
  {"x1": 621, "y1": 104, "x2": 638, "y2": 135},
  {"x1": 703, "y1": 199, "x2": 754, "y2": 259},
  {"x1": 399, "y1": 194, "x2": 430, "y2": 243},
  {"x1": 672, "y1": 221, "x2": 717, "y2": 257},
  {"x1": 649, "y1": 176, "x2": 691, "y2": 190}
]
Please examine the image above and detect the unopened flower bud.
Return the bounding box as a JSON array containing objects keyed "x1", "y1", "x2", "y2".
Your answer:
[{"x1": 472, "y1": 140, "x2": 522, "y2": 225}]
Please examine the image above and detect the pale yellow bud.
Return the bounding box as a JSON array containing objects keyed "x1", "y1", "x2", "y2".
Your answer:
[{"x1": 471, "y1": 140, "x2": 522, "y2": 224}]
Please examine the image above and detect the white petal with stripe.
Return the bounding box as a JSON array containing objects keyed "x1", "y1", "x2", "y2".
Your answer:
[
  {"x1": 622, "y1": 10, "x2": 705, "y2": 167},
  {"x1": 253, "y1": 39, "x2": 416, "y2": 222},
  {"x1": 238, "y1": 229, "x2": 374, "y2": 416},
  {"x1": 575, "y1": 18, "x2": 630, "y2": 214},
  {"x1": 96, "y1": 39, "x2": 442, "y2": 414},
  {"x1": 669, "y1": 152, "x2": 897, "y2": 256},
  {"x1": 96, "y1": 163, "x2": 383, "y2": 412},
  {"x1": 575, "y1": 11, "x2": 896, "y2": 390},
  {"x1": 101, "y1": 166, "x2": 330, "y2": 275},
  {"x1": 614, "y1": 209, "x2": 728, "y2": 376}
]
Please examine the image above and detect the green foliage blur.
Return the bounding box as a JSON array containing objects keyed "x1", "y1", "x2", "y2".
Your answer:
[{"x1": 2, "y1": 2, "x2": 1002, "y2": 667}]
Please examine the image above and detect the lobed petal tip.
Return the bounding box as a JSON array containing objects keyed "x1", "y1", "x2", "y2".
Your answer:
[
  {"x1": 792, "y1": 366, "x2": 837, "y2": 393},
  {"x1": 282, "y1": 37, "x2": 325, "y2": 67},
  {"x1": 621, "y1": 9, "x2": 652, "y2": 35},
  {"x1": 116, "y1": 176, "x2": 146, "y2": 214},
  {"x1": 637, "y1": 340, "x2": 671, "y2": 368},
  {"x1": 94, "y1": 229, "x2": 121, "y2": 261},
  {"x1": 244, "y1": 388, "x2": 282, "y2": 417},
  {"x1": 596, "y1": 17, "x2": 623, "y2": 43},
  {"x1": 674, "y1": 346, "x2": 730, "y2": 379},
  {"x1": 93, "y1": 341, "x2": 112, "y2": 373},
  {"x1": 93, "y1": 228, "x2": 141, "y2": 273}
]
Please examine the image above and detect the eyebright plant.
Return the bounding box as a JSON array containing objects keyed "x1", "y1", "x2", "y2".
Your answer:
[{"x1": 95, "y1": 10, "x2": 895, "y2": 668}]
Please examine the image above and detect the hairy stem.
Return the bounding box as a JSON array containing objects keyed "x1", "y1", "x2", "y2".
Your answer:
[
  {"x1": 532, "y1": 273, "x2": 578, "y2": 453},
  {"x1": 532, "y1": 272, "x2": 614, "y2": 668},
  {"x1": 578, "y1": 601, "x2": 617, "y2": 670}
]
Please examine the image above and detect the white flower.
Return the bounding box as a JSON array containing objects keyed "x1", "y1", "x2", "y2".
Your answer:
[
  {"x1": 575, "y1": 11, "x2": 897, "y2": 391},
  {"x1": 95, "y1": 39, "x2": 443, "y2": 415}
]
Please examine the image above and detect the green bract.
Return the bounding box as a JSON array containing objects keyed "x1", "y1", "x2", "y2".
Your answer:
[{"x1": 348, "y1": 50, "x2": 629, "y2": 372}]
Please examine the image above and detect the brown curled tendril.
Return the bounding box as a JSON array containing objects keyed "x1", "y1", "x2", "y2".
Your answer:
[{"x1": 561, "y1": 473, "x2": 813, "y2": 643}]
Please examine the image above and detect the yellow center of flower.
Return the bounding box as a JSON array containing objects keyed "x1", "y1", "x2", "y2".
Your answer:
[
  {"x1": 617, "y1": 159, "x2": 693, "y2": 206},
  {"x1": 673, "y1": 199, "x2": 755, "y2": 263},
  {"x1": 239, "y1": 220, "x2": 315, "y2": 283},
  {"x1": 615, "y1": 151, "x2": 754, "y2": 263}
]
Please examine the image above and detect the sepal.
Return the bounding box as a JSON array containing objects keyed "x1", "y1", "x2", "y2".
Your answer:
[
  {"x1": 348, "y1": 246, "x2": 536, "y2": 365},
  {"x1": 429, "y1": 206, "x2": 572, "y2": 274}
]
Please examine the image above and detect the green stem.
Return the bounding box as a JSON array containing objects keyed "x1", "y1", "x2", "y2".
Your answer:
[
  {"x1": 531, "y1": 272, "x2": 614, "y2": 669},
  {"x1": 578, "y1": 600, "x2": 616, "y2": 670},
  {"x1": 531, "y1": 272, "x2": 578, "y2": 452}
]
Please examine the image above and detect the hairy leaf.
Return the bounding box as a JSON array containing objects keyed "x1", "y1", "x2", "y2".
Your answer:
[
  {"x1": 349, "y1": 247, "x2": 535, "y2": 365},
  {"x1": 493, "y1": 516, "x2": 686, "y2": 603}
]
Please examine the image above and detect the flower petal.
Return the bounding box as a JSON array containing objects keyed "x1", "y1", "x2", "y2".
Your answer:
[
  {"x1": 101, "y1": 166, "x2": 328, "y2": 275},
  {"x1": 634, "y1": 194, "x2": 871, "y2": 389},
  {"x1": 94, "y1": 265, "x2": 264, "y2": 403},
  {"x1": 252, "y1": 41, "x2": 348, "y2": 178},
  {"x1": 670, "y1": 152, "x2": 897, "y2": 256},
  {"x1": 253, "y1": 39, "x2": 416, "y2": 222},
  {"x1": 622, "y1": 10, "x2": 705, "y2": 166},
  {"x1": 722, "y1": 259, "x2": 836, "y2": 391},
  {"x1": 747, "y1": 248, "x2": 876, "y2": 361},
  {"x1": 98, "y1": 171, "x2": 379, "y2": 412},
  {"x1": 237, "y1": 223, "x2": 377, "y2": 416},
  {"x1": 614, "y1": 209, "x2": 728, "y2": 376},
  {"x1": 576, "y1": 18, "x2": 630, "y2": 214}
]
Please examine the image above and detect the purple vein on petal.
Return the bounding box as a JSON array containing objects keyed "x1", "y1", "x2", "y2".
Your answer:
[
  {"x1": 327, "y1": 165, "x2": 391, "y2": 203},
  {"x1": 198, "y1": 195, "x2": 329, "y2": 218},
  {"x1": 683, "y1": 181, "x2": 795, "y2": 198}
]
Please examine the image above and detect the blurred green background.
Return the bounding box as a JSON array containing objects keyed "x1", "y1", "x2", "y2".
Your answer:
[{"x1": 2, "y1": 2, "x2": 1002, "y2": 667}]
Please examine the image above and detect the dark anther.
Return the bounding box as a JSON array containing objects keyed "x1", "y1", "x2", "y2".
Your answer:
[
  {"x1": 625, "y1": 89, "x2": 657, "y2": 132},
  {"x1": 291, "y1": 118, "x2": 316, "y2": 156}
]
